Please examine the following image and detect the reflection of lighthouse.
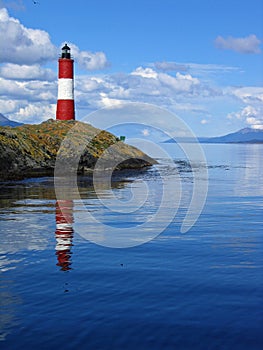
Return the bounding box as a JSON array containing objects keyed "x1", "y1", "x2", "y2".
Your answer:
[
  {"x1": 55, "y1": 200, "x2": 74, "y2": 271},
  {"x1": 56, "y1": 44, "x2": 75, "y2": 120}
]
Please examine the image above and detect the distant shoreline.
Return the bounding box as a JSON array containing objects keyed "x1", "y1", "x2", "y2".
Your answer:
[{"x1": 163, "y1": 140, "x2": 263, "y2": 144}]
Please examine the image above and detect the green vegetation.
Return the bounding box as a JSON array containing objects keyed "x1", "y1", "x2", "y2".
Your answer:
[{"x1": 0, "y1": 119, "x2": 155, "y2": 180}]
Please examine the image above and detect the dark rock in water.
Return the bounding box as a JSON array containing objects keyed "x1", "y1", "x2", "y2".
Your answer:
[{"x1": 0, "y1": 119, "x2": 156, "y2": 180}]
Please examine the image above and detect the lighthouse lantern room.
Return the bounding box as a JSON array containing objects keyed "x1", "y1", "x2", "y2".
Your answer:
[{"x1": 56, "y1": 44, "x2": 75, "y2": 120}]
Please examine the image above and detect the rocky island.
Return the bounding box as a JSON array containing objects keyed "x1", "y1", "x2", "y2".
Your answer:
[{"x1": 0, "y1": 119, "x2": 156, "y2": 180}]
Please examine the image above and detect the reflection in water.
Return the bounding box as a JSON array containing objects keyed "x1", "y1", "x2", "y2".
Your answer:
[
  {"x1": 234, "y1": 144, "x2": 263, "y2": 196},
  {"x1": 0, "y1": 280, "x2": 21, "y2": 342},
  {"x1": 55, "y1": 200, "x2": 74, "y2": 271},
  {"x1": 0, "y1": 149, "x2": 262, "y2": 348}
]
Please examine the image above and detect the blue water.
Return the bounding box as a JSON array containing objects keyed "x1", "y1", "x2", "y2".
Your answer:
[{"x1": 0, "y1": 144, "x2": 262, "y2": 349}]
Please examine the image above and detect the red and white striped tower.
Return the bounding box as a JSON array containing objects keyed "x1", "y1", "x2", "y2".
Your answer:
[
  {"x1": 55, "y1": 200, "x2": 74, "y2": 271},
  {"x1": 56, "y1": 44, "x2": 75, "y2": 120}
]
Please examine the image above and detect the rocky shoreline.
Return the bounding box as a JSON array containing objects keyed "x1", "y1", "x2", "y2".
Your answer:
[{"x1": 0, "y1": 119, "x2": 156, "y2": 181}]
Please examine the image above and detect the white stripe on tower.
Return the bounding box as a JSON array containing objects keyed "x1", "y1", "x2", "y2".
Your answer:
[
  {"x1": 57, "y1": 79, "x2": 74, "y2": 100},
  {"x1": 56, "y1": 43, "x2": 75, "y2": 120}
]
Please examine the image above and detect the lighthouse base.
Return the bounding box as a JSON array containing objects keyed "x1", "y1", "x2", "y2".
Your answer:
[{"x1": 56, "y1": 100, "x2": 75, "y2": 120}]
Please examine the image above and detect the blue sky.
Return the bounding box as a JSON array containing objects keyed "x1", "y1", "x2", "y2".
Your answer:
[{"x1": 0, "y1": 0, "x2": 262, "y2": 137}]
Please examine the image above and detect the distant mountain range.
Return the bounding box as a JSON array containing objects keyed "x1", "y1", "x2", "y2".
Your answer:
[
  {"x1": 164, "y1": 128, "x2": 263, "y2": 144},
  {"x1": 0, "y1": 113, "x2": 23, "y2": 127}
]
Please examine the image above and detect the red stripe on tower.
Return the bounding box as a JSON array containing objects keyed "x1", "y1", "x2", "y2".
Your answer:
[
  {"x1": 55, "y1": 200, "x2": 74, "y2": 271},
  {"x1": 56, "y1": 44, "x2": 75, "y2": 120}
]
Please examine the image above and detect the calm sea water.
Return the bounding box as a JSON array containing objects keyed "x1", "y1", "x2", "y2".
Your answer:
[{"x1": 0, "y1": 144, "x2": 262, "y2": 349}]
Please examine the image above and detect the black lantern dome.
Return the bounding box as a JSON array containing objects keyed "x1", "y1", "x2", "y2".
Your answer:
[{"x1": 61, "y1": 43, "x2": 71, "y2": 59}]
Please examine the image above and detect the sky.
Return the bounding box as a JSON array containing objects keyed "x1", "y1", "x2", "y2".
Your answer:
[{"x1": 0, "y1": 0, "x2": 262, "y2": 137}]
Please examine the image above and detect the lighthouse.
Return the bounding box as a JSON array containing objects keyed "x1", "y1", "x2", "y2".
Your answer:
[
  {"x1": 55, "y1": 200, "x2": 74, "y2": 271},
  {"x1": 56, "y1": 44, "x2": 75, "y2": 120}
]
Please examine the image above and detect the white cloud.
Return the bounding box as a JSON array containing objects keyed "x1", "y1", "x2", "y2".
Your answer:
[
  {"x1": 227, "y1": 105, "x2": 263, "y2": 129},
  {"x1": 0, "y1": 76, "x2": 56, "y2": 101},
  {"x1": 0, "y1": 7, "x2": 110, "y2": 71},
  {"x1": 0, "y1": 63, "x2": 55, "y2": 81},
  {"x1": 99, "y1": 93, "x2": 123, "y2": 108},
  {"x1": 0, "y1": 9, "x2": 260, "y2": 132},
  {"x1": 246, "y1": 118, "x2": 263, "y2": 130},
  {"x1": 131, "y1": 67, "x2": 158, "y2": 79},
  {"x1": 0, "y1": 67, "x2": 57, "y2": 123},
  {"x1": 0, "y1": 8, "x2": 222, "y2": 126},
  {"x1": 159, "y1": 72, "x2": 200, "y2": 93},
  {"x1": 0, "y1": 77, "x2": 29, "y2": 98},
  {"x1": 215, "y1": 34, "x2": 261, "y2": 54},
  {"x1": 1, "y1": 59, "x2": 257, "y2": 130},
  {"x1": 73, "y1": 68, "x2": 220, "y2": 126},
  {"x1": 0, "y1": 8, "x2": 109, "y2": 71},
  {"x1": 68, "y1": 43, "x2": 109, "y2": 71},
  {"x1": 241, "y1": 105, "x2": 258, "y2": 118},
  {"x1": 12, "y1": 103, "x2": 56, "y2": 123},
  {"x1": 0, "y1": 98, "x2": 18, "y2": 114},
  {"x1": 229, "y1": 86, "x2": 263, "y2": 104},
  {"x1": 0, "y1": 8, "x2": 57, "y2": 64},
  {"x1": 227, "y1": 105, "x2": 257, "y2": 120}
]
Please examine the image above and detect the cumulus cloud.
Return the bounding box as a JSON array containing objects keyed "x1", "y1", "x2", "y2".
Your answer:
[
  {"x1": 159, "y1": 72, "x2": 200, "y2": 93},
  {"x1": 0, "y1": 8, "x2": 57, "y2": 64},
  {"x1": 0, "y1": 58, "x2": 231, "y2": 125},
  {"x1": 0, "y1": 8, "x2": 259, "y2": 130},
  {"x1": 229, "y1": 86, "x2": 263, "y2": 104},
  {"x1": 74, "y1": 67, "x2": 218, "y2": 116},
  {"x1": 68, "y1": 43, "x2": 109, "y2": 71},
  {"x1": 0, "y1": 8, "x2": 110, "y2": 70},
  {"x1": 0, "y1": 76, "x2": 56, "y2": 101},
  {"x1": 0, "y1": 98, "x2": 18, "y2": 114},
  {"x1": 0, "y1": 77, "x2": 31, "y2": 99},
  {"x1": 227, "y1": 105, "x2": 263, "y2": 129},
  {"x1": 131, "y1": 67, "x2": 158, "y2": 79},
  {"x1": 99, "y1": 93, "x2": 123, "y2": 108},
  {"x1": 129, "y1": 67, "x2": 207, "y2": 96},
  {"x1": 0, "y1": 7, "x2": 221, "y2": 125},
  {"x1": 0, "y1": 63, "x2": 56, "y2": 81},
  {"x1": 12, "y1": 103, "x2": 56, "y2": 123},
  {"x1": 227, "y1": 105, "x2": 257, "y2": 120},
  {"x1": 215, "y1": 34, "x2": 261, "y2": 54},
  {"x1": 247, "y1": 118, "x2": 263, "y2": 130}
]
